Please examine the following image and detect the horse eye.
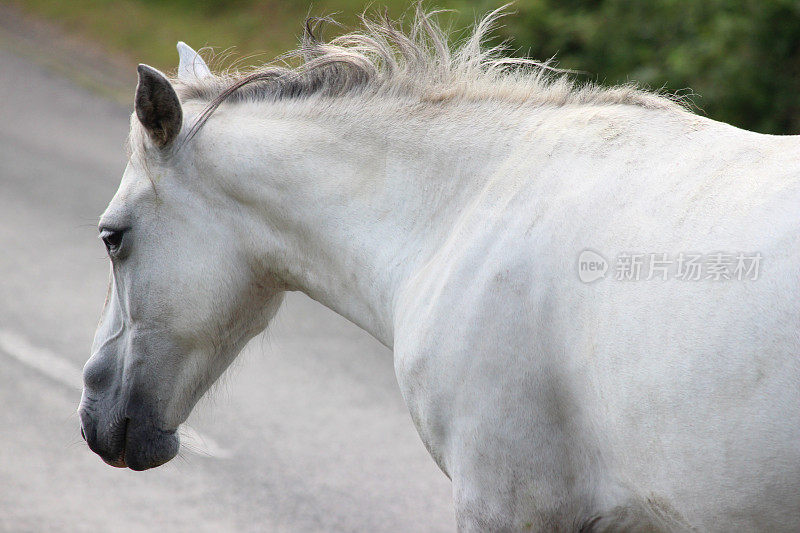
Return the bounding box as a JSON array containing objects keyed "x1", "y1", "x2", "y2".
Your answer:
[{"x1": 100, "y1": 229, "x2": 125, "y2": 253}]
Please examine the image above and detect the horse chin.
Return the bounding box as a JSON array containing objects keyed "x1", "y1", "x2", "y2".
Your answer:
[{"x1": 123, "y1": 423, "x2": 180, "y2": 471}]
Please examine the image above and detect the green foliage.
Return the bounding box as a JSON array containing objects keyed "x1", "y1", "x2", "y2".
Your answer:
[{"x1": 498, "y1": 0, "x2": 800, "y2": 134}]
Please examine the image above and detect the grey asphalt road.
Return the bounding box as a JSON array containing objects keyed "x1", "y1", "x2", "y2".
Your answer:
[{"x1": 0, "y1": 41, "x2": 454, "y2": 532}]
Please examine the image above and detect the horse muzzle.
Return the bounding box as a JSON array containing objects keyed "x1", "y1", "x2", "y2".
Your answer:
[{"x1": 78, "y1": 399, "x2": 179, "y2": 471}]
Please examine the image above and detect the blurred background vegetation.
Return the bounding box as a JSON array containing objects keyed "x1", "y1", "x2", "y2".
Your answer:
[{"x1": 9, "y1": 0, "x2": 800, "y2": 134}]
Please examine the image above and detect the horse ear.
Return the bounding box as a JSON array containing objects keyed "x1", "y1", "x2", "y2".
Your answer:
[
  {"x1": 135, "y1": 64, "x2": 182, "y2": 148},
  {"x1": 177, "y1": 41, "x2": 211, "y2": 81}
]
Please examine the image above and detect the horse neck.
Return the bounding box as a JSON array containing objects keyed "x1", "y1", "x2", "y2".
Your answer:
[{"x1": 196, "y1": 98, "x2": 531, "y2": 346}]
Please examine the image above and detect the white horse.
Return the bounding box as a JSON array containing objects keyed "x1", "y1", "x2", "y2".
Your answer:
[{"x1": 79, "y1": 7, "x2": 800, "y2": 531}]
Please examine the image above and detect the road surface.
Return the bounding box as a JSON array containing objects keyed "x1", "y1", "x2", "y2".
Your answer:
[{"x1": 0, "y1": 36, "x2": 454, "y2": 532}]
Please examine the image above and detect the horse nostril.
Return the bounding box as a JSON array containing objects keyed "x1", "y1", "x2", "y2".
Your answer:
[
  {"x1": 81, "y1": 426, "x2": 86, "y2": 441},
  {"x1": 82, "y1": 352, "x2": 113, "y2": 391}
]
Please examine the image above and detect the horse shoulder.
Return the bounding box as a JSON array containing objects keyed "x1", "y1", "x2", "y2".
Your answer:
[{"x1": 394, "y1": 237, "x2": 632, "y2": 529}]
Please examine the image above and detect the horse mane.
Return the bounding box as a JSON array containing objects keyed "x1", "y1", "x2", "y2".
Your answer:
[{"x1": 174, "y1": 4, "x2": 689, "y2": 143}]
